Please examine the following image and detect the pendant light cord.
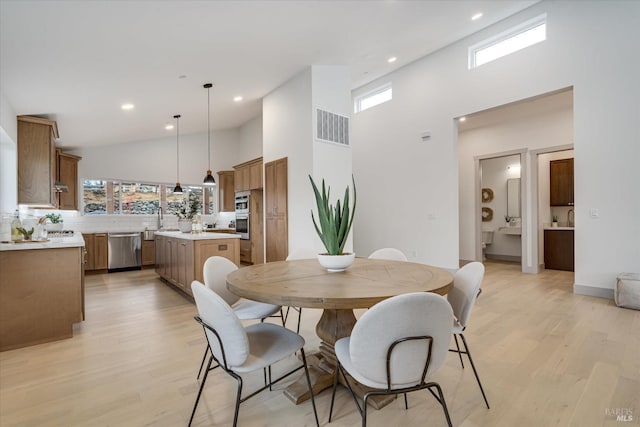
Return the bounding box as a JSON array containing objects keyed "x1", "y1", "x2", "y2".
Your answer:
[
  {"x1": 207, "y1": 86, "x2": 211, "y2": 171},
  {"x1": 175, "y1": 114, "x2": 180, "y2": 183}
]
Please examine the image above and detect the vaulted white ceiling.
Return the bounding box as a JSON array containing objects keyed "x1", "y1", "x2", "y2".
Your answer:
[{"x1": 0, "y1": 0, "x2": 537, "y2": 149}]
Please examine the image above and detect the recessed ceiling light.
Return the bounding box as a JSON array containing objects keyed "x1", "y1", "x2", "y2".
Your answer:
[
  {"x1": 459, "y1": 116, "x2": 467, "y2": 122},
  {"x1": 165, "y1": 124, "x2": 174, "y2": 130},
  {"x1": 121, "y1": 103, "x2": 134, "y2": 110},
  {"x1": 471, "y1": 13, "x2": 483, "y2": 21},
  {"x1": 233, "y1": 96, "x2": 243, "y2": 102},
  {"x1": 387, "y1": 57, "x2": 397, "y2": 63}
]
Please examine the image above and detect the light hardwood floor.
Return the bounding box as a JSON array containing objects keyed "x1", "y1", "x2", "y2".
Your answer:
[{"x1": 1, "y1": 262, "x2": 638, "y2": 426}]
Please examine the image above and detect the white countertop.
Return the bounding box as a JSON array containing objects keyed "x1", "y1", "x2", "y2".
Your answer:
[
  {"x1": 155, "y1": 231, "x2": 240, "y2": 240},
  {"x1": 544, "y1": 226, "x2": 575, "y2": 230},
  {"x1": 0, "y1": 233, "x2": 85, "y2": 251}
]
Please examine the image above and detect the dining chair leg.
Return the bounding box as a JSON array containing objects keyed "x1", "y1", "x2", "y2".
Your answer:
[
  {"x1": 430, "y1": 382, "x2": 453, "y2": 427},
  {"x1": 196, "y1": 346, "x2": 209, "y2": 379},
  {"x1": 231, "y1": 372, "x2": 244, "y2": 427},
  {"x1": 188, "y1": 354, "x2": 214, "y2": 427},
  {"x1": 362, "y1": 393, "x2": 369, "y2": 427},
  {"x1": 268, "y1": 365, "x2": 273, "y2": 391},
  {"x1": 460, "y1": 333, "x2": 490, "y2": 409},
  {"x1": 339, "y1": 364, "x2": 363, "y2": 415},
  {"x1": 403, "y1": 393, "x2": 408, "y2": 409},
  {"x1": 296, "y1": 307, "x2": 302, "y2": 334},
  {"x1": 300, "y1": 348, "x2": 320, "y2": 427},
  {"x1": 328, "y1": 364, "x2": 341, "y2": 422},
  {"x1": 453, "y1": 334, "x2": 464, "y2": 368}
]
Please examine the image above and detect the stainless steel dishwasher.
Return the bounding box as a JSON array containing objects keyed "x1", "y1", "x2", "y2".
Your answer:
[{"x1": 108, "y1": 232, "x2": 142, "y2": 272}]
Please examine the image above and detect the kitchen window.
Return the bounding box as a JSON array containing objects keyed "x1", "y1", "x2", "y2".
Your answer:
[
  {"x1": 113, "y1": 182, "x2": 160, "y2": 215},
  {"x1": 83, "y1": 180, "x2": 107, "y2": 214},
  {"x1": 83, "y1": 180, "x2": 215, "y2": 215}
]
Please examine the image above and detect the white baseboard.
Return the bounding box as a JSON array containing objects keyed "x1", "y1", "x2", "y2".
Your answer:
[{"x1": 574, "y1": 283, "x2": 614, "y2": 300}]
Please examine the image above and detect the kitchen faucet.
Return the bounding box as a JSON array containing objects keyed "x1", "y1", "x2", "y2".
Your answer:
[
  {"x1": 157, "y1": 206, "x2": 163, "y2": 230},
  {"x1": 567, "y1": 209, "x2": 574, "y2": 227}
]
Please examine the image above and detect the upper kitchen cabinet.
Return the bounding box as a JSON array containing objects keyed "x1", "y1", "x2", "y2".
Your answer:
[
  {"x1": 17, "y1": 116, "x2": 59, "y2": 207},
  {"x1": 234, "y1": 157, "x2": 263, "y2": 192},
  {"x1": 57, "y1": 150, "x2": 81, "y2": 210},
  {"x1": 550, "y1": 158, "x2": 574, "y2": 206},
  {"x1": 217, "y1": 171, "x2": 235, "y2": 212}
]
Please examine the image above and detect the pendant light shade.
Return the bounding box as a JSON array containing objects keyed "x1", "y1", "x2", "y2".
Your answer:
[
  {"x1": 203, "y1": 83, "x2": 216, "y2": 186},
  {"x1": 173, "y1": 114, "x2": 183, "y2": 194}
]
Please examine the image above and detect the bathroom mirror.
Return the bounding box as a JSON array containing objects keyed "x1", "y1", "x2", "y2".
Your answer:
[{"x1": 507, "y1": 178, "x2": 520, "y2": 218}]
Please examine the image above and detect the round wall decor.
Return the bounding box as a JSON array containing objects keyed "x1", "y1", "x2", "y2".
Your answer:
[
  {"x1": 481, "y1": 188, "x2": 494, "y2": 203},
  {"x1": 481, "y1": 207, "x2": 493, "y2": 222}
]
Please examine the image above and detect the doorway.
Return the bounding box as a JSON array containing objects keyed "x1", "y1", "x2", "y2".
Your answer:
[
  {"x1": 457, "y1": 87, "x2": 574, "y2": 273},
  {"x1": 478, "y1": 154, "x2": 523, "y2": 265}
]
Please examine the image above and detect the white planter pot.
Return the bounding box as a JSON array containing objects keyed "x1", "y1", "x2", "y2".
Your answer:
[
  {"x1": 46, "y1": 223, "x2": 63, "y2": 232},
  {"x1": 317, "y1": 253, "x2": 355, "y2": 272},
  {"x1": 178, "y1": 220, "x2": 193, "y2": 233}
]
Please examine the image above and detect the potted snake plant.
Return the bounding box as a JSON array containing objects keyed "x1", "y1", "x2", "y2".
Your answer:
[{"x1": 309, "y1": 175, "x2": 356, "y2": 272}]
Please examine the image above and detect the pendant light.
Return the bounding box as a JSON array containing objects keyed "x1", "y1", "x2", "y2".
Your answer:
[
  {"x1": 173, "y1": 114, "x2": 183, "y2": 194},
  {"x1": 202, "y1": 83, "x2": 216, "y2": 186}
]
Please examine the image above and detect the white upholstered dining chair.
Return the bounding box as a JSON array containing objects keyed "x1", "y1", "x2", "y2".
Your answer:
[
  {"x1": 447, "y1": 261, "x2": 490, "y2": 409},
  {"x1": 328, "y1": 292, "x2": 454, "y2": 427},
  {"x1": 195, "y1": 256, "x2": 283, "y2": 379},
  {"x1": 189, "y1": 281, "x2": 319, "y2": 427},
  {"x1": 368, "y1": 247, "x2": 408, "y2": 261}
]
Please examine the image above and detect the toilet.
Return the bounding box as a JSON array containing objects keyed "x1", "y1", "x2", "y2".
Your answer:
[{"x1": 481, "y1": 229, "x2": 494, "y2": 261}]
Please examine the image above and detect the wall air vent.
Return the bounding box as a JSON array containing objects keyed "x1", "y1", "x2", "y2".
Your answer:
[{"x1": 315, "y1": 108, "x2": 350, "y2": 147}]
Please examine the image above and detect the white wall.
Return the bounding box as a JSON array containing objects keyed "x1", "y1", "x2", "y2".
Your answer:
[
  {"x1": 263, "y1": 66, "x2": 352, "y2": 255},
  {"x1": 263, "y1": 69, "x2": 316, "y2": 253},
  {"x1": 0, "y1": 93, "x2": 17, "y2": 212},
  {"x1": 352, "y1": 1, "x2": 640, "y2": 296},
  {"x1": 480, "y1": 155, "x2": 521, "y2": 259},
  {"x1": 237, "y1": 115, "x2": 263, "y2": 162},
  {"x1": 72, "y1": 128, "x2": 241, "y2": 185},
  {"x1": 311, "y1": 65, "x2": 353, "y2": 253}
]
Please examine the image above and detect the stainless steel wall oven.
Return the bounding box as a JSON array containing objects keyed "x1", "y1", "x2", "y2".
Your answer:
[{"x1": 236, "y1": 214, "x2": 249, "y2": 240}]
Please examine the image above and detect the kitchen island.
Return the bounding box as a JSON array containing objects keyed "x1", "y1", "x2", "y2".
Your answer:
[
  {"x1": 0, "y1": 234, "x2": 85, "y2": 351},
  {"x1": 154, "y1": 231, "x2": 240, "y2": 296}
]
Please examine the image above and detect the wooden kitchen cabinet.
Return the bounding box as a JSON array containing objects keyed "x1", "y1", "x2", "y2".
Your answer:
[
  {"x1": 17, "y1": 116, "x2": 59, "y2": 207},
  {"x1": 156, "y1": 235, "x2": 239, "y2": 296},
  {"x1": 1, "y1": 246, "x2": 83, "y2": 351},
  {"x1": 234, "y1": 157, "x2": 263, "y2": 191},
  {"x1": 193, "y1": 239, "x2": 240, "y2": 283},
  {"x1": 83, "y1": 234, "x2": 95, "y2": 270},
  {"x1": 550, "y1": 158, "x2": 574, "y2": 206},
  {"x1": 240, "y1": 239, "x2": 251, "y2": 264},
  {"x1": 57, "y1": 150, "x2": 81, "y2": 210},
  {"x1": 265, "y1": 157, "x2": 288, "y2": 262},
  {"x1": 544, "y1": 229, "x2": 574, "y2": 271},
  {"x1": 217, "y1": 170, "x2": 235, "y2": 212},
  {"x1": 142, "y1": 240, "x2": 155, "y2": 266},
  {"x1": 83, "y1": 233, "x2": 108, "y2": 272}
]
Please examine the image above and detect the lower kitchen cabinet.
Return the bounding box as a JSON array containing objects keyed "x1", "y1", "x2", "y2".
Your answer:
[
  {"x1": 142, "y1": 240, "x2": 155, "y2": 266},
  {"x1": 155, "y1": 234, "x2": 239, "y2": 296},
  {"x1": 544, "y1": 229, "x2": 574, "y2": 271},
  {"x1": 240, "y1": 239, "x2": 251, "y2": 264},
  {"x1": 83, "y1": 233, "x2": 108, "y2": 272}
]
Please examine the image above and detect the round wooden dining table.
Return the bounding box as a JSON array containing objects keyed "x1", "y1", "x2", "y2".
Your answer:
[{"x1": 226, "y1": 257, "x2": 453, "y2": 407}]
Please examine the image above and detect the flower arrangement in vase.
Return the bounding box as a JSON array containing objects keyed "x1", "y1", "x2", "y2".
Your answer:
[
  {"x1": 309, "y1": 175, "x2": 356, "y2": 272},
  {"x1": 171, "y1": 192, "x2": 202, "y2": 233}
]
